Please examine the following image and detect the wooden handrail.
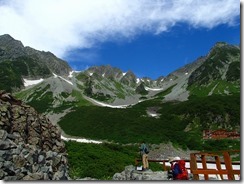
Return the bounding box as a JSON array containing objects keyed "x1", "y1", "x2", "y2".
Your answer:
[
  {"x1": 191, "y1": 169, "x2": 240, "y2": 175},
  {"x1": 135, "y1": 150, "x2": 240, "y2": 180},
  {"x1": 135, "y1": 159, "x2": 240, "y2": 168},
  {"x1": 190, "y1": 150, "x2": 240, "y2": 180}
]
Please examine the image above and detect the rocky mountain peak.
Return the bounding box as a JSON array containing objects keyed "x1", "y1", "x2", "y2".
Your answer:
[
  {"x1": 0, "y1": 34, "x2": 25, "y2": 60},
  {"x1": 207, "y1": 41, "x2": 239, "y2": 58},
  {"x1": 88, "y1": 65, "x2": 123, "y2": 79},
  {"x1": 0, "y1": 34, "x2": 72, "y2": 92},
  {"x1": 0, "y1": 34, "x2": 24, "y2": 47},
  {"x1": 24, "y1": 46, "x2": 72, "y2": 76},
  {"x1": 214, "y1": 42, "x2": 228, "y2": 47},
  {"x1": 188, "y1": 43, "x2": 240, "y2": 87},
  {"x1": 120, "y1": 70, "x2": 137, "y2": 86},
  {"x1": 0, "y1": 34, "x2": 72, "y2": 75}
]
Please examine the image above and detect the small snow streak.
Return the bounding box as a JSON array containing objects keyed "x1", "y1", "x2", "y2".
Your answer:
[
  {"x1": 58, "y1": 76, "x2": 73, "y2": 85},
  {"x1": 87, "y1": 97, "x2": 128, "y2": 108},
  {"x1": 145, "y1": 86, "x2": 164, "y2": 91},
  {"x1": 68, "y1": 71, "x2": 74, "y2": 78},
  {"x1": 61, "y1": 135, "x2": 102, "y2": 144},
  {"x1": 53, "y1": 73, "x2": 73, "y2": 85},
  {"x1": 53, "y1": 73, "x2": 58, "y2": 78},
  {"x1": 136, "y1": 78, "x2": 140, "y2": 83}
]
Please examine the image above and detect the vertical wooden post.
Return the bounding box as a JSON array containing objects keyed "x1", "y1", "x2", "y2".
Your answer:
[
  {"x1": 201, "y1": 155, "x2": 209, "y2": 180},
  {"x1": 223, "y1": 151, "x2": 234, "y2": 180},
  {"x1": 215, "y1": 155, "x2": 223, "y2": 180},
  {"x1": 162, "y1": 160, "x2": 166, "y2": 171},
  {"x1": 190, "y1": 153, "x2": 199, "y2": 180}
]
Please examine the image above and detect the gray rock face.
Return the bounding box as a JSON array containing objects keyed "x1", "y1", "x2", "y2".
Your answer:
[
  {"x1": 0, "y1": 34, "x2": 26, "y2": 60},
  {"x1": 0, "y1": 90, "x2": 69, "y2": 180},
  {"x1": 113, "y1": 165, "x2": 169, "y2": 181},
  {"x1": 0, "y1": 34, "x2": 72, "y2": 77}
]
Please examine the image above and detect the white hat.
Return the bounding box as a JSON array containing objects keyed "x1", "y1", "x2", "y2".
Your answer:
[
  {"x1": 168, "y1": 156, "x2": 181, "y2": 162},
  {"x1": 173, "y1": 156, "x2": 181, "y2": 161}
]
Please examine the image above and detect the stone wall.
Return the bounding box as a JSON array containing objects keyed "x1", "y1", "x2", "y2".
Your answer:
[{"x1": 0, "y1": 91, "x2": 69, "y2": 180}]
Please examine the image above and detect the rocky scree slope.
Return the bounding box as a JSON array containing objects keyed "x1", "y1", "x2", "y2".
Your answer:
[{"x1": 0, "y1": 90, "x2": 69, "y2": 180}]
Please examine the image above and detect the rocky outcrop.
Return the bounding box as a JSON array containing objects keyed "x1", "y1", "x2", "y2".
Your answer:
[
  {"x1": 113, "y1": 165, "x2": 219, "y2": 181},
  {"x1": 0, "y1": 91, "x2": 69, "y2": 180},
  {"x1": 0, "y1": 34, "x2": 26, "y2": 60},
  {"x1": 0, "y1": 34, "x2": 72, "y2": 92},
  {"x1": 113, "y1": 165, "x2": 169, "y2": 180},
  {"x1": 0, "y1": 34, "x2": 72, "y2": 76}
]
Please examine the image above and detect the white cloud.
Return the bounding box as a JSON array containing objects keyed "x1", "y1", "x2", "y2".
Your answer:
[{"x1": 0, "y1": 0, "x2": 240, "y2": 58}]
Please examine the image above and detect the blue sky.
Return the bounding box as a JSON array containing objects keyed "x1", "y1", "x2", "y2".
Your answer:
[
  {"x1": 0, "y1": 0, "x2": 241, "y2": 80},
  {"x1": 65, "y1": 23, "x2": 240, "y2": 79}
]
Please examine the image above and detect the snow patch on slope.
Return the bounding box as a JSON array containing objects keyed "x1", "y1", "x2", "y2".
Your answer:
[
  {"x1": 23, "y1": 78, "x2": 44, "y2": 87},
  {"x1": 68, "y1": 71, "x2": 74, "y2": 78},
  {"x1": 136, "y1": 78, "x2": 140, "y2": 83},
  {"x1": 68, "y1": 70, "x2": 81, "y2": 78},
  {"x1": 61, "y1": 135, "x2": 102, "y2": 144},
  {"x1": 87, "y1": 97, "x2": 128, "y2": 108},
  {"x1": 145, "y1": 86, "x2": 164, "y2": 91},
  {"x1": 53, "y1": 73, "x2": 73, "y2": 85}
]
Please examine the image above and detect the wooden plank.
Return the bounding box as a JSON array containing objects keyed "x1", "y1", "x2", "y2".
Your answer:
[
  {"x1": 215, "y1": 155, "x2": 223, "y2": 180},
  {"x1": 223, "y1": 151, "x2": 234, "y2": 180},
  {"x1": 161, "y1": 160, "x2": 166, "y2": 171},
  {"x1": 190, "y1": 153, "x2": 199, "y2": 180},
  {"x1": 201, "y1": 155, "x2": 209, "y2": 180},
  {"x1": 135, "y1": 159, "x2": 240, "y2": 165},
  {"x1": 192, "y1": 169, "x2": 240, "y2": 175}
]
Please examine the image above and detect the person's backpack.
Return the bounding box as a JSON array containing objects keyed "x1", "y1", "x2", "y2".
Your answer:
[
  {"x1": 144, "y1": 144, "x2": 149, "y2": 154},
  {"x1": 176, "y1": 160, "x2": 188, "y2": 180}
]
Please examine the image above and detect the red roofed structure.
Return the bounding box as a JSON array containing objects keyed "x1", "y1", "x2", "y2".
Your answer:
[{"x1": 203, "y1": 129, "x2": 240, "y2": 140}]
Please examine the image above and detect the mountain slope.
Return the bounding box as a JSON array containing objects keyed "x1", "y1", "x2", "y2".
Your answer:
[
  {"x1": 1, "y1": 34, "x2": 239, "y2": 109},
  {"x1": 0, "y1": 34, "x2": 240, "y2": 150},
  {"x1": 188, "y1": 42, "x2": 240, "y2": 96},
  {"x1": 58, "y1": 92, "x2": 240, "y2": 150},
  {"x1": 0, "y1": 34, "x2": 72, "y2": 92},
  {"x1": 9, "y1": 40, "x2": 239, "y2": 123}
]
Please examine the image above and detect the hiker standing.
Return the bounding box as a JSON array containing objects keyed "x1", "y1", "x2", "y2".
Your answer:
[{"x1": 140, "y1": 141, "x2": 149, "y2": 171}]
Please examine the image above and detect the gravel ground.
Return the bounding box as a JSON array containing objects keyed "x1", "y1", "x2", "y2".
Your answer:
[{"x1": 148, "y1": 142, "x2": 198, "y2": 161}]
